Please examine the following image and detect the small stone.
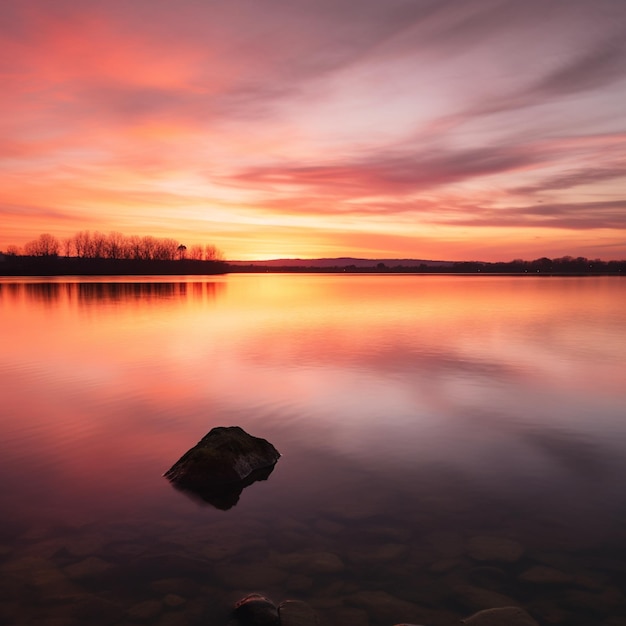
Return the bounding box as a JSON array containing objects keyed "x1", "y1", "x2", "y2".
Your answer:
[
  {"x1": 62, "y1": 534, "x2": 105, "y2": 557},
  {"x1": 430, "y1": 558, "x2": 461, "y2": 573},
  {"x1": 333, "y1": 607, "x2": 369, "y2": 626},
  {"x1": 519, "y1": 565, "x2": 572, "y2": 585},
  {"x1": 461, "y1": 606, "x2": 539, "y2": 626},
  {"x1": 130, "y1": 553, "x2": 210, "y2": 579},
  {"x1": 72, "y1": 594, "x2": 124, "y2": 622},
  {"x1": 163, "y1": 593, "x2": 185, "y2": 608},
  {"x1": 270, "y1": 551, "x2": 345, "y2": 575},
  {"x1": 63, "y1": 556, "x2": 114, "y2": 580},
  {"x1": 278, "y1": 600, "x2": 320, "y2": 626},
  {"x1": 452, "y1": 585, "x2": 517, "y2": 611},
  {"x1": 128, "y1": 599, "x2": 163, "y2": 621},
  {"x1": 468, "y1": 566, "x2": 508, "y2": 589},
  {"x1": 286, "y1": 573, "x2": 314, "y2": 592},
  {"x1": 426, "y1": 530, "x2": 466, "y2": 558},
  {"x1": 303, "y1": 551, "x2": 345, "y2": 574},
  {"x1": 314, "y1": 519, "x2": 343, "y2": 534},
  {"x1": 233, "y1": 593, "x2": 279, "y2": 626},
  {"x1": 348, "y1": 542, "x2": 407, "y2": 565},
  {"x1": 467, "y1": 536, "x2": 524, "y2": 563},
  {"x1": 347, "y1": 590, "x2": 425, "y2": 625},
  {"x1": 218, "y1": 563, "x2": 288, "y2": 589},
  {"x1": 150, "y1": 577, "x2": 199, "y2": 597}
]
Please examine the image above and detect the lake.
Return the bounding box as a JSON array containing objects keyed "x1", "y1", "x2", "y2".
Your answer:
[{"x1": 0, "y1": 274, "x2": 625, "y2": 626}]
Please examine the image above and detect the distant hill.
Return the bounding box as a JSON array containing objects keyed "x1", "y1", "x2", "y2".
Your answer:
[{"x1": 226, "y1": 257, "x2": 454, "y2": 268}]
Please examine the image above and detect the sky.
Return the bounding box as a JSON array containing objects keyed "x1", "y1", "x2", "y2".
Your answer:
[{"x1": 1, "y1": 0, "x2": 626, "y2": 261}]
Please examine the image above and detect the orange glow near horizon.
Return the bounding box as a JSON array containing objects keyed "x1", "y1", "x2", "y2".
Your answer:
[{"x1": 2, "y1": 1, "x2": 626, "y2": 261}]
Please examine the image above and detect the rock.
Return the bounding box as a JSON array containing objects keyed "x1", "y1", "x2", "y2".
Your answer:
[
  {"x1": 285, "y1": 573, "x2": 314, "y2": 592},
  {"x1": 129, "y1": 553, "x2": 210, "y2": 580},
  {"x1": 425, "y1": 530, "x2": 466, "y2": 558},
  {"x1": 270, "y1": 551, "x2": 345, "y2": 575},
  {"x1": 519, "y1": 565, "x2": 572, "y2": 585},
  {"x1": 61, "y1": 534, "x2": 105, "y2": 558},
  {"x1": 461, "y1": 606, "x2": 539, "y2": 626},
  {"x1": 63, "y1": 556, "x2": 114, "y2": 580},
  {"x1": 346, "y1": 590, "x2": 425, "y2": 625},
  {"x1": 467, "y1": 536, "x2": 524, "y2": 563},
  {"x1": 347, "y1": 542, "x2": 408, "y2": 565},
  {"x1": 127, "y1": 599, "x2": 163, "y2": 621},
  {"x1": 301, "y1": 551, "x2": 345, "y2": 575},
  {"x1": 468, "y1": 566, "x2": 508, "y2": 589},
  {"x1": 278, "y1": 600, "x2": 320, "y2": 626},
  {"x1": 71, "y1": 594, "x2": 125, "y2": 623},
  {"x1": 314, "y1": 519, "x2": 343, "y2": 534},
  {"x1": 163, "y1": 593, "x2": 186, "y2": 608},
  {"x1": 164, "y1": 426, "x2": 280, "y2": 510},
  {"x1": 232, "y1": 593, "x2": 279, "y2": 626},
  {"x1": 430, "y1": 558, "x2": 461, "y2": 573},
  {"x1": 150, "y1": 577, "x2": 199, "y2": 597},
  {"x1": 452, "y1": 585, "x2": 518, "y2": 612},
  {"x1": 217, "y1": 563, "x2": 288, "y2": 589}
]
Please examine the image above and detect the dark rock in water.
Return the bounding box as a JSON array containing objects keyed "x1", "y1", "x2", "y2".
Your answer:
[
  {"x1": 164, "y1": 426, "x2": 280, "y2": 510},
  {"x1": 232, "y1": 593, "x2": 280, "y2": 626}
]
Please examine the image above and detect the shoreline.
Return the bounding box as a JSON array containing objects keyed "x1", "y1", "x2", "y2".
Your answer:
[{"x1": 1, "y1": 255, "x2": 624, "y2": 277}]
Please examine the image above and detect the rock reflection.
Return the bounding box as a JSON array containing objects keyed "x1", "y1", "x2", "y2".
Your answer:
[{"x1": 167, "y1": 463, "x2": 277, "y2": 510}]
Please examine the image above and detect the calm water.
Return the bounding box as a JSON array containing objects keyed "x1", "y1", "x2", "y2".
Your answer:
[{"x1": 0, "y1": 274, "x2": 625, "y2": 626}]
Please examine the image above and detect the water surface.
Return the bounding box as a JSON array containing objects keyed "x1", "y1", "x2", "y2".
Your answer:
[{"x1": 0, "y1": 274, "x2": 625, "y2": 626}]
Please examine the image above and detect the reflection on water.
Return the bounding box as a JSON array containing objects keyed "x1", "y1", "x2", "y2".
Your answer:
[
  {"x1": 0, "y1": 275, "x2": 625, "y2": 626},
  {"x1": 0, "y1": 277, "x2": 224, "y2": 304},
  {"x1": 167, "y1": 463, "x2": 278, "y2": 511}
]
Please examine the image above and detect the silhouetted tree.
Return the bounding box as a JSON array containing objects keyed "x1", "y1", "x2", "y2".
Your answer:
[
  {"x1": 189, "y1": 244, "x2": 204, "y2": 260},
  {"x1": 24, "y1": 233, "x2": 60, "y2": 256},
  {"x1": 204, "y1": 244, "x2": 223, "y2": 261}
]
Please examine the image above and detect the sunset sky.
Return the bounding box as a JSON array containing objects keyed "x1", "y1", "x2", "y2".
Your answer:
[{"x1": 2, "y1": 0, "x2": 626, "y2": 261}]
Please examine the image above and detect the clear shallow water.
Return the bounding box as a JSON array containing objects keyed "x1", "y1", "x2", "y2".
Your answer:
[{"x1": 0, "y1": 274, "x2": 625, "y2": 626}]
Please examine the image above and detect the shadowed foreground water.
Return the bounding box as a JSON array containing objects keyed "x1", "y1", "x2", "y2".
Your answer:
[{"x1": 0, "y1": 274, "x2": 625, "y2": 626}]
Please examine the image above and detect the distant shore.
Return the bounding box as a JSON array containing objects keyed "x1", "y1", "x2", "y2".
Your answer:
[{"x1": 1, "y1": 255, "x2": 624, "y2": 276}]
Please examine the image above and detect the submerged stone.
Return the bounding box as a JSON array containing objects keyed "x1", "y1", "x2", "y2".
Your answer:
[
  {"x1": 278, "y1": 600, "x2": 320, "y2": 626},
  {"x1": 461, "y1": 606, "x2": 539, "y2": 626},
  {"x1": 164, "y1": 426, "x2": 280, "y2": 510},
  {"x1": 467, "y1": 535, "x2": 524, "y2": 563}
]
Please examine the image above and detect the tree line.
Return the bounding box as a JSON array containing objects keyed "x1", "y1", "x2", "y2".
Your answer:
[{"x1": 4, "y1": 231, "x2": 223, "y2": 262}]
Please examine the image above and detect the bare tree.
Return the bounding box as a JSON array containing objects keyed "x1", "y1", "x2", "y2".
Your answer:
[
  {"x1": 140, "y1": 236, "x2": 158, "y2": 260},
  {"x1": 73, "y1": 230, "x2": 91, "y2": 258},
  {"x1": 62, "y1": 237, "x2": 73, "y2": 257},
  {"x1": 189, "y1": 244, "x2": 204, "y2": 260},
  {"x1": 105, "y1": 231, "x2": 125, "y2": 259},
  {"x1": 24, "y1": 233, "x2": 60, "y2": 256},
  {"x1": 126, "y1": 235, "x2": 142, "y2": 260},
  {"x1": 204, "y1": 244, "x2": 224, "y2": 261},
  {"x1": 90, "y1": 231, "x2": 107, "y2": 258}
]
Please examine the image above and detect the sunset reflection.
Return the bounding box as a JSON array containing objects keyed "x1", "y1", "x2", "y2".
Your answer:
[{"x1": 0, "y1": 274, "x2": 625, "y2": 525}]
